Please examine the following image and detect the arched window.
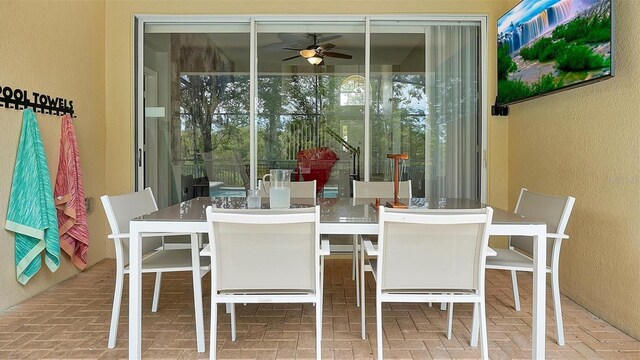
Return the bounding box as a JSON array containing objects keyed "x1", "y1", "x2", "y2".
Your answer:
[{"x1": 340, "y1": 75, "x2": 365, "y2": 106}]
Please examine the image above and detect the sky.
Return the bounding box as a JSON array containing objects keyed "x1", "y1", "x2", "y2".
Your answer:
[{"x1": 497, "y1": 0, "x2": 595, "y2": 34}]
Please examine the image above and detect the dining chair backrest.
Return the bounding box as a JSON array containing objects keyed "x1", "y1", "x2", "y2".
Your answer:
[
  {"x1": 353, "y1": 180, "x2": 412, "y2": 200},
  {"x1": 100, "y1": 188, "x2": 161, "y2": 265},
  {"x1": 377, "y1": 206, "x2": 493, "y2": 292},
  {"x1": 510, "y1": 188, "x2": 575, "y2": 266},
  {"x1": 206, "y1": 206, "x2": 320, "y2": 293},
  {"x1": 258, "y1": 180, "x2": 317, "y2": 201}
]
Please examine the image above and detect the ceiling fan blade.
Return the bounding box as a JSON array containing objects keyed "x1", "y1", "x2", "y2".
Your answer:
[
  {"x1": 316, "y1": 34, "x2": 342, "y2": 43},
  {"x1": 318, "y1": 43, "x2": 335, "y2": 52},
  {"x1": 324, "y1": 52, "x2": 352, "y2": 59},
  {"x1": 278, "y1": 33, "x2": 306, "y2": 43},
  {"x1": 283, "y1": 47, "x2": 305, "y2": 51},
  {"x1": 282, "y1": 54, "x2": 302, "y2": 61}
]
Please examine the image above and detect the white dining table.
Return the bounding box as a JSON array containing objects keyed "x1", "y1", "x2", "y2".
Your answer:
[{"x1": 127, "y1": 197, "x2": 547, "y2": 359}]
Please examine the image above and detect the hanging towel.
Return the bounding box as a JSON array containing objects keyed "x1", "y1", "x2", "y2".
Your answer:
[
  {"x1": 5, "y1": 109, "x2": 60, "y2": 285},
  {"x1": 54, "y1": 115, "x2": 89, "y2": 270}
]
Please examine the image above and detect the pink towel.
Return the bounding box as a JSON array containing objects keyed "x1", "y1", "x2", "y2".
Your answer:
[{"x1": 54, "y1": 115, "x2": 89, "y2": 270}]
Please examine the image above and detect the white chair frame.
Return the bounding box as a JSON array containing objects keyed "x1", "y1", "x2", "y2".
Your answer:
[
  {"x1": 201, "y1": 206, "x2": 329, "y2": 360},
  {"x1": 485, "y1": 188, "x2": 575, "y2": 345},
  {"x1": 352, "y1": 180, "x2": 411, "y2": 307},
  {"x1": 367, "y1": 207, "x2": 493, "y2": 360},
  {"x1": 100, "y1": 188, "x2": 209, "y2": 352}
]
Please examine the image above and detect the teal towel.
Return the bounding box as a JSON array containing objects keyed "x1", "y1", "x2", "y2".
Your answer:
[{"x1": 5, "y1": 109, "x2": 60, "y2": 285}]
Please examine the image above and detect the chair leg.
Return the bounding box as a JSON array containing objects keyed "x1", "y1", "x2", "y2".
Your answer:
[
  {"x1": 479, "y1": 301, "x2": 489, "y2": 360},
  {"x1": 230, "y1": 304, "x2": 237, "y2": 341},
  {"x1": 376, "y1": 298, "x2": 384, "y2": 360},
  {"x1": 354, "y1": 235, "x2": 360, "y2": 307},
  {"x1": 360, "y1": 241, "x2": 366, "y2": 339},
  {"x1": 108, "y1": 268, "x2": 124, "y2": 349},
  {"x1": 470, "y1": 302, "x2": 479, "y2": 347},
  {"x1": 316, "y1": 297, "x2": 322, "y2": 360},
  {"x1": 511, "y1": 270, "x2": 521, "y2": 311},
  {"x1": 446, "y1": 302, "x2": 454, "y2": 339},
  {"x1": 551, "y1": 269, "x2": 565, "y2": 345},
  {"x1": 190, "y1": 234, "x2": 205, "y2": 353},
  {"x1": 210, "y1": 298, "x2": 218, "y2": 360},
  {"x1": 352, "y1": 235, "x2": 357, "y2": 280},
  {"x1": 151, "y1": 272, "x2": 162, "y2": 312},
  {"x1": 320, "y1": 256, "x2": 325, "y2": 297}
]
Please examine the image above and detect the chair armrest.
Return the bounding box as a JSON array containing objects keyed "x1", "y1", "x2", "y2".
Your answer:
[
  {"x1": 319, "y1": 239, "x2": 331, "y2": 256},
  {"x1": 200, "y1": 244, "x2": 212, "y2": 257},
  {"x1": 363, "y1": 240, "x2": 378, "y2": 256},
  {"x1": 108, "y1": 232, "x2": 195, "y2": 239},
  {"x1": 548, "y1": 233, "x2": 569, "y2": 240}
]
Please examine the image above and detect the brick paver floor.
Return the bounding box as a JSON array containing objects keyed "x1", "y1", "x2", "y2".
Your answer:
[{"x1": 0, "y1": 258, "x2": 637, "y2": 359}]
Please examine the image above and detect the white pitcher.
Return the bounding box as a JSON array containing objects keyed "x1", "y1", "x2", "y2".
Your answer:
[{"x1": 262, "y1": 169, "x2": 292, "y2": 209}]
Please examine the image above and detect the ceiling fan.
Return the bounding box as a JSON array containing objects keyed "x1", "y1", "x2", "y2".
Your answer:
[{"x1": 282, "y1": 33, "x2": 352, "y2": 65}]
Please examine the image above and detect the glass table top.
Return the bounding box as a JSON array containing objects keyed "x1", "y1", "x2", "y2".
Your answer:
[{"x1": 136, "y1": 197, "x2": 542, "y2": 225}]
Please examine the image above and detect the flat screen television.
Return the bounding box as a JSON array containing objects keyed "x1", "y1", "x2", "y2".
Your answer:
[{"x1": 497, "y1": 0, "x2": 614, "y2": 105}]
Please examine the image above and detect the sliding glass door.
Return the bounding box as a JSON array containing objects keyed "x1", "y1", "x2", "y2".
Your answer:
[
  {"x1": 138, "y1": 16, "x2": 484, "y2": 206},
  {"x1": 370, "y1": 21, "x2": 480, "y2": 199}
]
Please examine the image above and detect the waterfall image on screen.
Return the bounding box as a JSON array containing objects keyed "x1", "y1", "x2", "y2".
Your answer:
[{"x1": 497, "y1": 0, "x2": 613, "y2": 105}]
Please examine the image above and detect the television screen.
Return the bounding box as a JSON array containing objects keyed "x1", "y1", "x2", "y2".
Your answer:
[{"x1": 497, "y1": 0, "x2": 614, "y2": 105}]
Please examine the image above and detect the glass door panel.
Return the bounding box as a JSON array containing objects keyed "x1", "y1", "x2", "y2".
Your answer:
[
  {"x1": 256, "y1": 22, "x2": 365, "y2": 198},
  {"x1": 144, "y1": 23, "x2": 250, "y2": 206},
  {"x1": 370, "y1": 21, "x2": 480, "y2": 200}
]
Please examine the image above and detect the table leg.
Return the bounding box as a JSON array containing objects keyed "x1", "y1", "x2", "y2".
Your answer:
[
  {"x1": 532, "y1": 225, "x2": 546, "y2": 359},
  {"x1": 129, "y1": 223, "x2": 142, "y2": 359},
  {"x1": 360, "y1": 239, "x2": 366, "y2": 339},
  {"x1": 190, "y1": 233, "x2": 205, "y2": 352}
]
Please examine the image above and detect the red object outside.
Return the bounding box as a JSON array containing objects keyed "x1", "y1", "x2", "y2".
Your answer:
[{"x1": 295, "y1": 147, "x2": 339, "y2": 193}]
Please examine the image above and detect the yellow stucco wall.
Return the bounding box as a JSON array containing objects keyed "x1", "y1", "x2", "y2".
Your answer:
[
  {"x1": 0, "y1": 1, "x2": 106, "y2": 310},
  {"x1": 507, "y1": 0, "x2": 640, "y2": 340}
]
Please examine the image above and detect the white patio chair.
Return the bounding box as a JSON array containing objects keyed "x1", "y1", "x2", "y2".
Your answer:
[
  {"x1": 352, "y1": 180, "x2": 411, "y2": 307},
  {"x1": 257, "y1": 179, "x2": 317, "y2": 201},
  {"x1": 100, "y1": 188, "x2": 210, "y2": 352},
  {"x1": 485, "y1": 188, "x2": 575, "y2": 345},
  {"x1": 365, "y1": 206, "x2": 493, "y2": 360},
  {"x1": 201, "y1": 206, "x2": 329, "y2": 360}
]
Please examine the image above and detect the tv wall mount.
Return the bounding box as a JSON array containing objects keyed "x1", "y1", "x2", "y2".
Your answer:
[{"x1": 491, "y1": 97, "x2": 509, "y2": 117}]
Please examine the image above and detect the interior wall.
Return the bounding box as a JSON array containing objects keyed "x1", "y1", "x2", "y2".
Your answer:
[
  {"x1": 507, "y1": 0, "x2": 640, "y2": 339},
  {"x1": 0, "y1": 1, "x2": 106, "y2": 311}
]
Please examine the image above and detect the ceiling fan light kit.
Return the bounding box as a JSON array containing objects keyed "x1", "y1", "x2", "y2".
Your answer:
[
  {"x1": 307, "y1": 56, "x2": 323, "y2": 65},
  {"x1": 300, "y1": 49, "x2": 317, "y2": 58},
  {"x1": 281, "y1": 33, "x2": 352, "y2": 66}
]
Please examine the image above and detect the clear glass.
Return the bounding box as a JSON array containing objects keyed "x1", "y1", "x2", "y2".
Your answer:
[
  {"x1": 246, "y1": 190, "x2": 261, "y2": 208},
  {"x1": 370, "y1": 21, "x2": 480, "y2": 200},
  {"x1": 143, "y1": 24, "x2": 251, "y2": 207},
  {"x1": 141, "y1": 19, "x2": 481, "y2": 207},
  {"x1": 256, "y1": 22, "x2": 365, "y2": 198}
]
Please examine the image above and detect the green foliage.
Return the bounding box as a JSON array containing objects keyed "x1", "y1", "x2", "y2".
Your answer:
[
  {"x1": 531, "y1": 74, "x2": 563, "y2": 95},
  {"x1": 497, "y1": 79, "x2": 531, "y2": 104},
  {"x1": 552, "y1": 14, "x2": 611, "y2": 44},
  {"x1": 497, "y1": 44, "x2": 517, "y2": 80},
  {"x1": 556, "y1": 45, "x2": 607, "y2": 71},
  {"x1": 519, "y1": 46, "x2": 537, "y2": 61},
  {"x1": 522, "y1": 37, "x2": 553, "y2": 61},
  {"x1": 518, "y1": 38, "x2": 568, "y2": 63},
  {"x1": 539, "y1": 40, "x2": 568, "y2": 62}
]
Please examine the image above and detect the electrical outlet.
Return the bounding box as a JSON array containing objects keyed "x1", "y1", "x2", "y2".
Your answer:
[{"x1": 84, "y1": 197, "x2": 92, "y2": 213}]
